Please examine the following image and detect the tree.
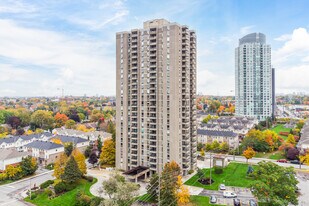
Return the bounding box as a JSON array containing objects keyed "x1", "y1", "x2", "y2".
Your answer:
[
  {"x1": 286, "y1": 134, "x2": 296, "y2": 146},
  {"x1": 88, "y1": 150, "x2": 98, "y2": 166},
  {"x1": 101, "y1": 172, "x2": 139, "y2": 205},
  {"x1": 211, "y1": 140, "x2": 220, "y2": 152},
  {"x1": 6, "y1": 165, "x2": 22, "y2": 180},
  {"x1": 160, "y1": 161, "x2": 181, "y2": 206},
  {"x1": 202, "y1": 114, "x2": 212, "y2": 124},
  {"x1": 72, "y1": 149, "x2": 87, "y2": 175},
  {"x1": 30, "y1": 110, "x2": 54, "y2": 129},
  {"x1": 243, "y1": 147, "x2": 256, "y2": 163},
  {"x1": 287, "y1": 148, "x2": 299, "y2": 160},
  {"x1": 99, "y1": 139, "x2": 115, "y2": 166},
  {"x1": 197, "y1": 143, "x2": 203, "y2": 151},
  {"x1": 205, "y1": 143, "x2": 212, "y2": 151},
  {"x1": 146, "y1": 173, "x2": 159, "y2": 201},
  {"x1": 220, "y1": 142, "x2": 229, "y2": 153},
  {"x1": 54, "y1": 112, "x2": 69, "y2": 128},
  {"x1": 106, "y1": 121, "x2": 116, "y2": 141},
  {"x1": 176, "y1": 176, "x2": 190, "y2": 205},
  {"x1": 7, "y1": 116, "x2": 21, "y2": 129},
  {"x1": 299, "y1": 152, "x2": 309, "y2": 165},
  {"x1": 53, "y1": 153, "x2": 68, "y2": 179},
  {"x1": 84, "y1": 145, "x2": 92, "y2": 158},
  {"x1": 65, "y1": 119, "x2": 76, "y2": 129},
  {"x1": 20, "y1": 156, "x2": 38, "y2": 176},
  {"x1": 64, "y1": 142, "x2": 74, "y2": 157},
  {"x1": 250, "y1": 161, "x2": 298, "y2": 206},
  {"x1": 61, "y1": 156, "x2": 82, "y2": 183},
  {"x1": 200, "y1": 148, "x2": 205, "y2": 157},
  {"x1": 97, "y1": 137, "x2": 103, "y2": 154},
  {"x1": 0, "y1": 110, "x2": 13, "y2": 124}
]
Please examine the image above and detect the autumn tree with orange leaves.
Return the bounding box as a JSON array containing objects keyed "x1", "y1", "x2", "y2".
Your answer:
[
  {"x1": 243, "y1": 147, "x2": 256, "y2": 163},
  {"x1": 54, "y1": 112, "x2": 69, "y2": 128}
]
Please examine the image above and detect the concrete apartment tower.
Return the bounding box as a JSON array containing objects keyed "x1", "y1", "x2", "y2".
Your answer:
[
  {"x1": 116, "y1": 19, "x2": 197, "y2": 175},
  {"x1": 235, "y1": 33, "x2": 273, "y2": 121}
]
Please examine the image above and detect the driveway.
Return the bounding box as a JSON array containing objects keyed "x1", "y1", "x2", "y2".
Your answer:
[{"x1": 0, "y1": 171, "x2": 54, "y2": 206}]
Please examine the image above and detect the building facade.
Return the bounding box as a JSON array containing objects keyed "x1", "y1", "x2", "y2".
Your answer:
[
  {"x1": 116, "y1": 19, "x2": 197, "y2": 175},
  {"x1": 235, "y1": 33, "x2": 273, "y2": 121}
]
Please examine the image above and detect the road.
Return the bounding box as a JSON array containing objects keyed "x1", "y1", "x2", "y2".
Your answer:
[{"x1": 0, "y1": 171, "x2": 54, "y2": 206}]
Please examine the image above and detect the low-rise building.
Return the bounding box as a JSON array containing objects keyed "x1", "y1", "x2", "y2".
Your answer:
[
  {"x1": 0, "y1": 133, "x2": 52, "y2": 151},
  {"x1": 197, "y1": 129, "x2": 239, "y2": 149},
  {"x1": 0, "y1": 149, "x2": 30, "y2": 171},
  {"x1": 297, "y1": 120, "x2": 309, "y2": 151},
  {"x1": 24, "y1": 141, "x2": 64, "y2": 165},
  {"x1": 52, "y1": 135, "x2": 90, "y2": 153}
]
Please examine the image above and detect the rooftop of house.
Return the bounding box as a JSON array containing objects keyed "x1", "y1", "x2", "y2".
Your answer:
[
  {"x1": 54, "y1": 135, "x2": 89, "y2": 144},
  {"x1": 197, "y1": 129, "x2": 238, "y2": 137},
  {"x1": 0, "y1": 132, "x2": 52, "y2": 145},
  {"x1": 24, "y1": 140, "x2": 64, "y2": 150},
  {"x1": 0, "y1": 148, "x2": 30, "y2": 161}
]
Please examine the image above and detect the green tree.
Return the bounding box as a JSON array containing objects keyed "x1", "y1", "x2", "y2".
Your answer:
[
  {"x1": 65, "y1": 119, "x2": 76, "y2": 129},
  {"x1": 30, "y1": 110, "x2": 54, "y2": 129},
  {"x1": 219, "y1": 142, "x2": 229, "y2": 153},
  {"x1": 160, "y1": 161, "x2": 181, "y2": 206},
  {"x1": 146, "y1": 173, "x2": 159, "y2": 201},
  {"x1": 205, "y1": 143, "x2": 212, "y2": 151},
  {"x1": 64, "y1": 142, "x2": 74, "y2": 157},
  {"x1": 211, "y1": 140, "x2": 220, "y2": 152},
  {"x1": 0, "y1": 110, "x2": 13, "y2": 124},
  {"x1": 106, "y1": 121, "x2": 116, "y2": 141},
  {"x1": 20, "y1": 156, "x2": 38, "y2": 176},
  {"x1": 61, "y1": 156, "x2": 82, "y2": 183},
  {"x1": 250, "y1": 161, "x2": 298, "y2": 206},
  {"x1": 202, "y1": 114, "x2": 212, "y2": 124}
]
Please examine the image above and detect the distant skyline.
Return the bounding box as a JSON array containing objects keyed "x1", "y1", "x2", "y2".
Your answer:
[{"x1": 1, "y1": 0, "x2": 309, "y2": 97}]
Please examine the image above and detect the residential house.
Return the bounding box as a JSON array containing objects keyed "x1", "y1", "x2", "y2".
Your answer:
[
  {"x1": 297, "y1": 120, "x2": 309, "y2": 151},
  {"x1": 24, "y1": 141, "x2": 64, "y2": 166},
  {"x1": 51, "y1": 135, "x2": 90, "y2": 153},
  {"x1": 197, "y1": 129, "x2": 239, "y2": 149},
  {"x1": 0, "y1": 149, "x2": 30, "y2": 171}
]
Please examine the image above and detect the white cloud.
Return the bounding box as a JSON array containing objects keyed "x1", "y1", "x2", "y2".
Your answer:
[
  {"x1": 273, "y1": 28, "x2": 309, "y2": 94},
  {"x1": 0, "y1": 0, "x2": 37, "y2": 14},
  {"x1": 240, "y1": 25, "x2": 255, "y2": 35},
  {"x1": 274, "y1": 34, "x2": 292, "y2": 41},
  {"x1": 0, "y1": 19, "x2": 115, "y2": 96}
]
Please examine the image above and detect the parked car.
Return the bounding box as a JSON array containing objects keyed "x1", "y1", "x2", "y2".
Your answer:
[
  {"x1": 223, "y1": 191, "x2": 237, "y2": 198},
  {"x1": 219, "y1": 184, "x2": 226, "y2": 190},
  {"x1": 290, "y1": 160, "x2": 302, "y2": 165},
  {"x1": 210, "y1": 195, "x2": 217, "y2": 203},
  {"x1": 233, "y1": 198, "x2": 241, "y2": 206},
  {"x1": 277, "y1": 159, "x2": 287, "y2": 163},
  {"x1": 249, "y1": 199, "x2": 257, "y2": 206}
]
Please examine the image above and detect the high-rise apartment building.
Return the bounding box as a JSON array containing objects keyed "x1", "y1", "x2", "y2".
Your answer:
[
  {"x1": 116, "y1": 19, "x2": 197, "y2": 175},
  {"x1": 235, "y1": 33, "x2": 273, "y2": 121}
]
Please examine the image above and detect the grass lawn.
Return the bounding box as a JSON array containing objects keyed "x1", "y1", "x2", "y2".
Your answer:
[
  {"x1": 191, "y1": 195, "x2": 225, "y2": 206},
  {"x1": 137, "y1": 193, "x2": 156, "y2": 203},
  {"x1": 270, "y1": 124, "x2": 291, "y2": 140},
  {"x1": 254, "y1": 150, "x2": 285, "y2": 160},
  {"x1": 185, "y1": 162, "x2": 255, "y2": 190},
  {"x1": 25, "y1": 178, "x2": 97, "y2": 206},
  {"x1": 0, "y1": 179, "x2": 13, "y2": 185}
]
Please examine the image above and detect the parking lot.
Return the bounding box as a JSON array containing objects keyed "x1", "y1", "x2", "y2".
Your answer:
[{"x1": 199, "y1": 186, "x2": 256, "y2": 206}]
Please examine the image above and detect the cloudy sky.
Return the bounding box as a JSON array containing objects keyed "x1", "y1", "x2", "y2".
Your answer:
[{"x1": 1, "y1": 0, "x2": 309, "y2": 97}]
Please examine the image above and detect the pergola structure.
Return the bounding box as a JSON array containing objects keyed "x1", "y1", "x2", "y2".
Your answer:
[{"x1": 123, "y1": 166, "x2": 150, "y2": 182}]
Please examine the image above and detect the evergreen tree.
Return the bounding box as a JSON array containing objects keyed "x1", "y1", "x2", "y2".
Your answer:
[
  {"x1": 20, "y1": 156, "x2": 38, "y2": 176},
  {"x1": 146, "y1": 173, "x2": 159, "y2": 201},
  {"x1": 97, "y1": 137, "x2": 103, "y2": 154},
  {"x1": 88, "y1": 150, "x2": 98, "y2": 166},
  {"x1": 64, "y1": 142, "x2": 74, "y2": 156},
  {"x1": 61, "y1": 156, "x2": 82, "y2": 183}
]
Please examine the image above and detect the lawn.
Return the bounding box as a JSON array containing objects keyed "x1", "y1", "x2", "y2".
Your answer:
[
  {"x1": 191, "y1": 195, "x2": 225, "y2": 206},
  {"x1": 25, "y1": 178, "x2": 97, "y2": 206},
  {"x1": 185, "y1": 163, "x2": 255, "y2": 190},
  {"x1": 270, "y1": 124, "x2": 291, "y2": 140},
  {"x1": 254, "y1": 150, "x2": 285, "y2": 160}
]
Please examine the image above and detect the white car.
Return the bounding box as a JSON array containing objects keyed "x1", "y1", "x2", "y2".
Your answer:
[
  {"x1": 219, "y1": 184, "x2": 226, "y2": 190},
  {"x1": 223, "y1": 191, "x2": 237, "y2": 198}
]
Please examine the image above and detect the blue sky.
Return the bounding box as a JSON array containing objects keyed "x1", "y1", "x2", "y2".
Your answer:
[{"x1": 1, "y1": 0, "x2": 309, "y2": 97}]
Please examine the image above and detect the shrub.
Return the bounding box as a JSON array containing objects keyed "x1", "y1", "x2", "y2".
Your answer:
[
  {"x1": 188, "y1": 169, "x2": 194, "y2": 174},
  {"x1": 29, "y1": 192, "x2": 37, "y2": 200},
  {"x1": 66, "y1": 182, "x2": 77, "y2": 191},
  {"x1": 45, "y1": 163, "x2": 54, "y2": 170},
  {"x1": 214, "y1": 166, "x2": 223, "y2": 174},
  {"x1": 54, "y1": 181, "x2": 66, "y2": 194},
  {"x1": 90, "y1": 197, "x2": 103, "y2": 206},
  {"x1": 84, "y1": 175, "x2": 94, "y2": 182},
  {"x1": 0, "y1": 173, "x2": 7, "y2": 181},
  {"x1": 40, "y1": 180, "x2": 54, "y2": 189},
  {"x1": 76, "y1": 191, "x2": 92, "y2": 206},
  {"x1": 45, "y1": 188, "x2": 53, "y2": 197}
]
